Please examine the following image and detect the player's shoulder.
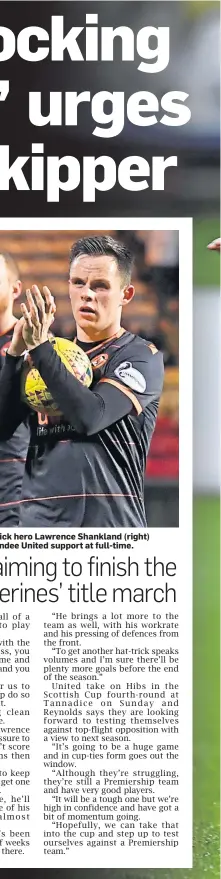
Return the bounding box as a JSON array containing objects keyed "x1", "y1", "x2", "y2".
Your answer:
[{"x1": 124, "y1": 331, "x2": 163, "y2": 363}]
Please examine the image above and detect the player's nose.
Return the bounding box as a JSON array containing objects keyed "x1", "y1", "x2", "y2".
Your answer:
[{"x1": 81, "y1": 286, "x2": 94, "y2": 301}]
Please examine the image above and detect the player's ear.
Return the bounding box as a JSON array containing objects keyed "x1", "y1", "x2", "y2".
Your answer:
[
  {"x1": 13, "y1": 280, "x2": 22, "y2": 301},
  {"x1": 122, "y1": 284, "x2": 135, "y2": 308}
]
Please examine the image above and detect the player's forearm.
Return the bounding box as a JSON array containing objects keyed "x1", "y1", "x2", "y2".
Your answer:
[
  {"x1": 0, "y1": 355, "x2": 28, "y2": 440},
  {"x1": 30, "y1": 341, "x2": 107, "y2": 433},
  {"x1": 30, "y1": 341, "x2": 131, "y2": 434}
]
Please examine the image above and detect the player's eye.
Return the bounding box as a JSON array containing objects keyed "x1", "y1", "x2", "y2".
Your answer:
[{"x1": 71, "y1": 278, "x2": 84, "y2": 286}]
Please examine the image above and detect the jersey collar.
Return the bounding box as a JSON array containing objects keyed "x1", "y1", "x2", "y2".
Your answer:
[{"x1": 74, "y1": 328, "x2": 126, "y2": 356}]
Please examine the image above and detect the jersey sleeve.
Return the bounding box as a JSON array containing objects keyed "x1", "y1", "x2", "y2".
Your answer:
[{"x1": 97, "y1": 340, "x2": 164, "y2": 414}]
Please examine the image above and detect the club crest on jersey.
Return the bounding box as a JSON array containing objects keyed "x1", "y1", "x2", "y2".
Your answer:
[
  {"x1": 114, "y1": 361, "x2": 146, "y2": 393},
  {"x1": 91, "y1": 352, "x2": 109, "y2": 370}
]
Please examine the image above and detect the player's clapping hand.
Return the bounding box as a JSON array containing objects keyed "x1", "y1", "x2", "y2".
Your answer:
[
  {"x1": 207, "y1": 238, "x2": 221, "y2": 251},
  {"x1": 8, "y1": 317, "x2": 27, "y2": 357},
  {"x1": 21, "y1": 285, "x2": 56, "y2": 350}
]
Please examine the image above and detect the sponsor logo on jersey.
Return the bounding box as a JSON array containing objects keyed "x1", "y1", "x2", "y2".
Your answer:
[
  {"x1": 91, "y1": 352, "x2": 109, "y2": 370},
  {"x1": 148, "y1": 343, "x2": 158, "y2": 354},
  {"x1": 114, "y1": 361, "x2": 146, "y2": 393}
]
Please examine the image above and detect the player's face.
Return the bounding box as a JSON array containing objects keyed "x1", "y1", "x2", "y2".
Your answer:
[
  {"x1": 69, "y1": 255, "x2": 134, "y2": 338},
  {"x1": 0, "y1": 256, "x2": 20, "y2": 315}
]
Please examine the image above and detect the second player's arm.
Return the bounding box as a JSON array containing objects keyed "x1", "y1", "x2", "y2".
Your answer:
[{"x1": 0, "y1": 354, "x2": 29, "y2": 440}]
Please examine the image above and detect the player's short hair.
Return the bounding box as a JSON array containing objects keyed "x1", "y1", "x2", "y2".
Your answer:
[
  {"x1": 0, "y1": 251, "x2": 20, "y2": 280},
  {"x1": 69, "y1": 236, "x2": 134, "y2": 284}
]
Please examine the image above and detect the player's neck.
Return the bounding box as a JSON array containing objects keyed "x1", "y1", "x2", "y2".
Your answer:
[
  {"x1": 0, "y1": 308, "x2": 16, "y2": 337},
  {"x1": 76, "y1": 321, "x2": 122, "y2": 344}
]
